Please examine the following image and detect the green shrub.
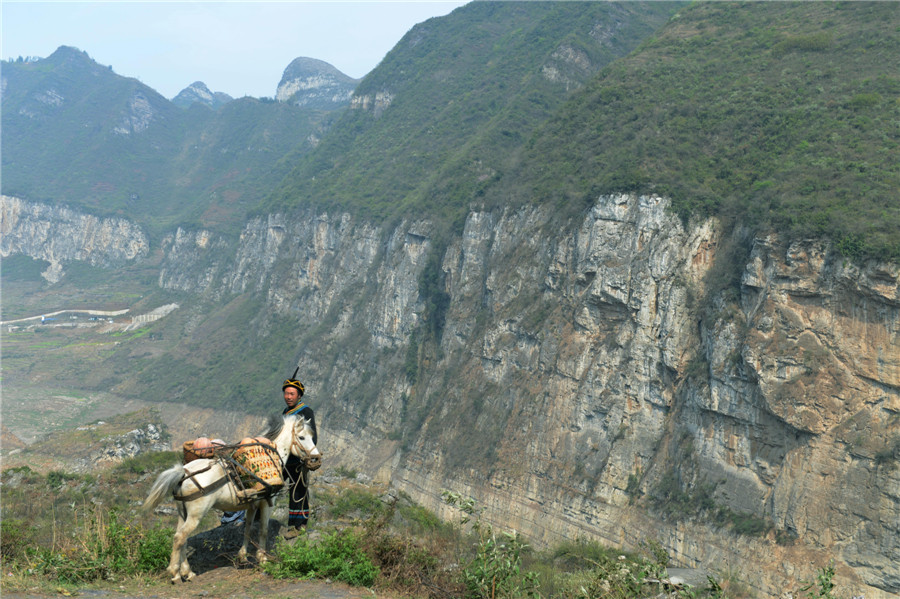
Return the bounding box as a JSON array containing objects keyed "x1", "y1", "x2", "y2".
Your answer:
[
  {"x1": 113, "y1": 451, "x2": 180, "y2": 477},
  {"x1": 0, "y1": 518, "x2": 33, "y2": 560},
  {"x1": 571, "y1": 542, "x2": 668, "y2": 599},
  {"x1": 398, "y1": 502, "x2": 447, "y2": 535},
  {"x1": 728, "y1": 512, "x2": 771, "y2": 537},
  {"x1": 334, "y1": 465, "x2": 358, "y2": 479},
  {"x1": 264, "y1": 529, "x2": 380, "y2": 587},
  {"x1": 330, "y1": 488, "x2": 386, "y2": 518},
  {"x1": 773, "y1": 32, "x2": 833, "y2": 55},
  {"x1": 443, "y1": 491, "x2": 541, "y2": 599},
  {"x1": 800, "y1": 563, "x2": 837, "y2": 599},
  {"x1": 874, "y1": 436, "x2": 900, "y2": 467},
  {"x1": 22, "y1": 508, "x2": 173, "y2": 582},
  {"x1": 136, "y1": 526, "x2": 174, "y2": 573},
  {"x1": 46, "y1": 470, "x2": 80, "y2": 489},
  {"x1": 463, "y1": 529, "x2": 539, "y2": 599}
]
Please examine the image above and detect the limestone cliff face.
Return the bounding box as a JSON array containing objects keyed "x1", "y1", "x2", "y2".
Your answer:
[
  {"x1": 0, "y1": 195, "x2": 149, "y2": 282},
  {"x1": 154, "y1": 193, "x2": 898, "y2": 597},
  {"x1": 5, "y1": 192, "x2": 897, "y2": 596}
]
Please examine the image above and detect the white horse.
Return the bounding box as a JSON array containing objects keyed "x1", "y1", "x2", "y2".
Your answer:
[{"x1": 144, "y1": 413, "x2": 321, "y2": 583}]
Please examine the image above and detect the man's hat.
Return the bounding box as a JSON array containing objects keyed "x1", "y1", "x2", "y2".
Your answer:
[{"x1": 282, "y1": 366, "x2": 305, "y2": 396}]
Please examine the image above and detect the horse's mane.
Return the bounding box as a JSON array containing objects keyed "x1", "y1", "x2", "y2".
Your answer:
[
  {"x1": 260, "y1": 413, "x2": 285, "y2": 441},
  {"x1": 259, "y1": 412, "x2": 308, "y2": 441}
]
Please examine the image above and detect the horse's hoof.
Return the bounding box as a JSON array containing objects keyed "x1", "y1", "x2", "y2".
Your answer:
[{"x1": 184, "y1": 572, "x2": 196, "y2": 582}]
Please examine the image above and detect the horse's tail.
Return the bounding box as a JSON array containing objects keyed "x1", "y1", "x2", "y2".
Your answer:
[{"x1": 143, "y1": 464, "x2": 184, "y2": 511}]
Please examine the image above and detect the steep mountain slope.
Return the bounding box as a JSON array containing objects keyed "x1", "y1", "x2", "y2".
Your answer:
[
  {"x1": 268, "y1": 1, "x2": 681, "y2": 223},
  {"x1": 512, "y1": 1, "x2": 900, "y2": 261},
  {"x1": 2, "y1": 46, "x2": 184, "y2": 215}
]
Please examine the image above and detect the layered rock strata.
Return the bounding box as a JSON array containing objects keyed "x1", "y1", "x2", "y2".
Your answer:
[{"x1": 156, "y1": 193, "x2": 898, "y2": 596}]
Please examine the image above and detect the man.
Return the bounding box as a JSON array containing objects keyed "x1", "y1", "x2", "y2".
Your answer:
[{"x1": 281, "y1": 368, "x2": 316, "y2": 538}]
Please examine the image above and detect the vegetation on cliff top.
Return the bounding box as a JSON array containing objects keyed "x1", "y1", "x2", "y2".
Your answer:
[
  {"x1": 511, "y1": 1, "x2": 900, "y2": 260},
  {"x1": 266, "y1": 2, "x2": 680, "y2": 227},
  {"x1": 263, "y1": 2, "x2": 900, "y2": 261}
]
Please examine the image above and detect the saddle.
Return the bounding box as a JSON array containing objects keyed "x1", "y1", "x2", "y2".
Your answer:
[{"x1": 176, "y1": 437, "x2": 285, "y2": 503}]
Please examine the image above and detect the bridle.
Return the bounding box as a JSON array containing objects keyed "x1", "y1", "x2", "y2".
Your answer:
[{"x1": 290, "y1": 425, "x2": 322, "y2": 471}]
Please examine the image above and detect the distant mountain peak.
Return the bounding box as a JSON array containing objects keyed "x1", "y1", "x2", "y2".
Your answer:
[
  {"x1": 275, "y1": 57, "x2": 359, "y2": 109},
  {"x1": 171, "y1": 81, "x2": 233, "y2": 109},
  {"x1": 49, "y1": 45, "x2": 92, "y2": 60},
  {"x1": 43, "y1": 45, "x2": 110, "y2": 75}
]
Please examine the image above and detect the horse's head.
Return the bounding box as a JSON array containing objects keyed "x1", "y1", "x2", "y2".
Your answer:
[{"x1": 290, "y1": 416, "x2": 322, "y2": 470}]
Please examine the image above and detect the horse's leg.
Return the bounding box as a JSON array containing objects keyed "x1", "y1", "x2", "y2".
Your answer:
[
  {"x1": 238, "y1": 503, "x2": 257, "y2": 563},
  {"x1": 256, "y1": 501, "x2": 272, "y2": 563},
  {"x1": 166, "y1": 507, "x2": 187, "y2": 582},
  {"x1": 169, "y1": 501, "x2": 205, "y2": 583}
]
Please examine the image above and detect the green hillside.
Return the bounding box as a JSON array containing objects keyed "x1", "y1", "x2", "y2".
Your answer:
[
  {"x1": 161, "y1": 97, "x2": 337, "y2": 233},
  {"x1": 2, "y1": 47, "x2": 183, "y2": 214},
  {"x1": 510, "y1": 2, "x2": 900, "y2": 261},
  {"x1": 267, "y1": 2, "x2": 681, "y2": 227}
]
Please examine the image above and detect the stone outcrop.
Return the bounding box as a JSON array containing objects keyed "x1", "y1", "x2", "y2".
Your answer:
[
  {"x1": 171, "y1": 81, "x2": 233, "y2": 109},
  {"x1": 112, "y1": 91, "x2": 156, "y2": 135},
  {"x1": 350, "y1": 91, "x2": 394, "y2": 117},
  {"x1": 1, "y1": 425, "x2": 26, "y2": 450},
  {"x1": 275, "y1": 57, "x2": 358, "y2": 109},
  {"x1": 0, "y1": 195, "x2": 149, "y2": 282},
  {"x1": 86, "y1": 422, "x2": 170, "y2": 468}
]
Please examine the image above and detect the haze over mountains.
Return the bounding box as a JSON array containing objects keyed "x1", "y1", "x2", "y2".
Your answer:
[
  {"x1": 2, "y1": 2, "x2": 898, "y2": 596},
  {"x1": 2, "y1": 44, "x2": 360, "y2": 233}
]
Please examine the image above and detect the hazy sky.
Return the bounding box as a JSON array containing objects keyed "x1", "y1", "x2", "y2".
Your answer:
[{"x1": 1, "y1": 1, "x2": 469, "y2": 99}]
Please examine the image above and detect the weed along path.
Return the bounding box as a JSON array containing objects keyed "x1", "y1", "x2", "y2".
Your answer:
[{"x1": 2, "y1": 523, "x2": 398, "y2": 599}]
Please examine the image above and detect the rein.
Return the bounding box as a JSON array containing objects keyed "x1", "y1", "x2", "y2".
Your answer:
[{"x1": 291, "y1": 433, "x2": 322, "y2": 470}]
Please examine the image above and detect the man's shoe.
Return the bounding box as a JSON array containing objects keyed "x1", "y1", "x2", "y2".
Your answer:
[{"x1": 282, "y1": 526, "x2": 304, "y2": 539}]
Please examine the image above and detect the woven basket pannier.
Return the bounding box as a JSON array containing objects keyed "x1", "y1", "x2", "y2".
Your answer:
[{"x1": 233, "y1": 443, "x2": 284, "y2": 488}]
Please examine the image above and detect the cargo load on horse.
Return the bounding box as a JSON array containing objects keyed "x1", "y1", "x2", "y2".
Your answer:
[{"x1": 180, "y1": 435, "x2": 285, "y2": 501}]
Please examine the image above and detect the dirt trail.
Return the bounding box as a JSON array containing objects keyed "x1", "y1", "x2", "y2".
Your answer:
[{"x1": 3, "y1": 570, "x2": 383, "y2": 599}]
